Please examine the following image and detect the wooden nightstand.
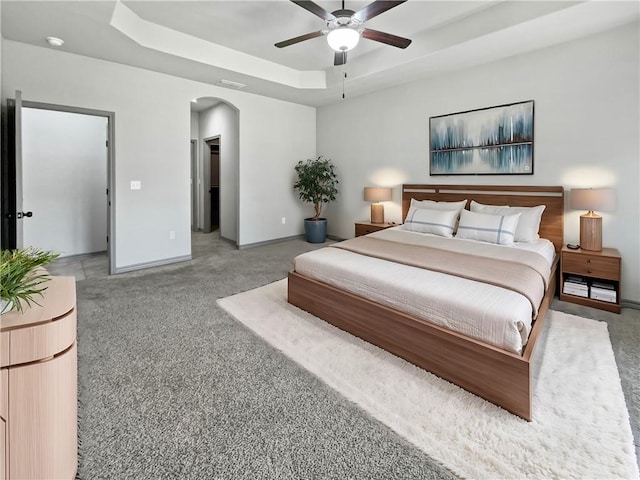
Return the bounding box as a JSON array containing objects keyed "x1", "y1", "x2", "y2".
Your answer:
[
  {"x1": 354, "y1": 221, "x2": 397, "y2": 237},
  {"x1": 560, "y1": 246, "x2": 621, "y2": 313}
]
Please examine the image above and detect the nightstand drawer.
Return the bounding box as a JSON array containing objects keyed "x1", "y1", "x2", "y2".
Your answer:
[
  {"x1": 354, "y1": 222, "x2": 396, "y2": 237},
  {"x1": 562, "y1": 252, "x2": 620, "y2": 280},
  {"x1": 356, "y1": 225, "x2": 379, "y2": 236}
]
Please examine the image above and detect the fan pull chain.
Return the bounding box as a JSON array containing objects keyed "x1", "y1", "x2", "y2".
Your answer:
[{"x1": 342, "y1": 71, "x2": 347, "y2": 99}]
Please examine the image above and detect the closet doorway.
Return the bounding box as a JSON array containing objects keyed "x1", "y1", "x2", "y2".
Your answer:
[{"x1": 206, "y1": 137, "x2": 220, "y2": 232}]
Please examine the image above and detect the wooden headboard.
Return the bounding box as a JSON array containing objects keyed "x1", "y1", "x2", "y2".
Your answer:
[{"x1": 402, "y1": 184, "x2": 565, "y2": 253}]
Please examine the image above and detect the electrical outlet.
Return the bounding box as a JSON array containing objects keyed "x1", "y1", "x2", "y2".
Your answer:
[
  {"x1": 169, "y1": 230, "x2": 175, "y2": 240},
  {"x1": 130, "y1": 180, "x2": 141, "y2": 190},
  {"x1": 281, "y1": 217, "x2": 286, "y2": 225}
]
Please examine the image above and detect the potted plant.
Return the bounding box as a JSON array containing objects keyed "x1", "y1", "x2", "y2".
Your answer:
[
  {"x1": 293, "y1": 156, "x2": 339, "y2": 243},
  {"x1": 0, "y1": 247, "x2": 60, "y2": 314}
]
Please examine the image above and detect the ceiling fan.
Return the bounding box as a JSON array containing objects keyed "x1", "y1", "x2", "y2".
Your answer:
[{"x1": 275, "y1": 0, "x2": 412, "y2": 66}]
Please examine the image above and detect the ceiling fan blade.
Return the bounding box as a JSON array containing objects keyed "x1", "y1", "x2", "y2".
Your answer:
[
  {"x1": 362, "y1": 28, "x2": 412, "y2": 48},
  {"x1": 353, "y1": 0, "x2": 407, "y2": 22},
  {"x1": 290, "y1": 0, "x2": 335, "y2": 21},
  {"x1": 275, "y1": 30, "x2": 325, "y2": 48},
  {"x1": 334, "y1": 51, "x2": 347, "y2": 66}
]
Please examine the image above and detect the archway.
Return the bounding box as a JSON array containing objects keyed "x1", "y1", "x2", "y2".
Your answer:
[{"x1": 189, "y1": 97, "x2": 240, "y2": 247}]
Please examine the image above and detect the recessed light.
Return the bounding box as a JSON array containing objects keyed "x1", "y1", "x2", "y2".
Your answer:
[
  {"x1": 191, "y1": 98, "x2": 198, "y2": 103},
  {"x1": 215, "y1": 79, "x2": 246, "y2": 90},
  {"x1": 46, "y1": 36, "x2": 64, "y2": 47}
]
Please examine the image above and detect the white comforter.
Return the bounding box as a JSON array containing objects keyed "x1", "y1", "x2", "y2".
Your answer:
[{"x1": 293, "y1": 227, "x2": 555, "y2": 354}]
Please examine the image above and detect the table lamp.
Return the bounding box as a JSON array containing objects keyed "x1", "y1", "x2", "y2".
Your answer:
[
  {"x1": 569, "y1": 188, "x2": 615, "y2": 251},
  {"x1": 364, "y1": 187, "x2": 392, "y2": 224}
]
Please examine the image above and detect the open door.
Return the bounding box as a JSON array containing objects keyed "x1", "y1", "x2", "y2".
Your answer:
[
  {"x1": 1, "y1": 90, "x2": 24, "y2": 249},
  {"x1": 1, "y1": 93, "x2": 115, "y2": 273}
]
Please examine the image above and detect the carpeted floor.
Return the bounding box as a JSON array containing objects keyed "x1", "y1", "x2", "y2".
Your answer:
[
  {"x1": 219, "y1": 279, "x2": 639, "y2": 479},
  {"x1": 67, "y1": 233, "x2": 640, "y2": 478},
  {"x1": 73, "y1": 235, "x2": 458, "y2": 479}
]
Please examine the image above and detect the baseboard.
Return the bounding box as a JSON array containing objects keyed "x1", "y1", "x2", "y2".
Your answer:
[
  {"x1": 621, "y1": 299, "x2": 639, "y2": 310},
  {"x1": 326, "y1": 235, "x2": 346, "y2": 242},
  {"x1": 238, "y1": 234, "x2": 304, "y2": 250},
  {"x1": 112, "y1": 254, "x2": 192, "y2": 274}
]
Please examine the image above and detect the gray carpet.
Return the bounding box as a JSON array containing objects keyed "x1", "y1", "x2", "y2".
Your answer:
[
  {"x1": 74, "y1": 237, "x2": 459, "y2": 479},
  {"x1": 73, "y1": 234, "x2": 639, "y2": 478}
]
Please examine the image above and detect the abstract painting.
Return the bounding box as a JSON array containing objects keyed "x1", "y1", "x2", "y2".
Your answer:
[{"x1": 430, "y1": 100, "x2": 534, "y2": 175}]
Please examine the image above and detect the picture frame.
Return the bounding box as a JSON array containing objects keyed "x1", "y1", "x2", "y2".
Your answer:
[{"x1": 429, "y1": 100, "x2": 534, "y2": 175}]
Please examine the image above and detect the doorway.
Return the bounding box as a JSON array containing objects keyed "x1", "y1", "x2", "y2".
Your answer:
[
  {"x1": 22, "y1": 108, "x2": 108, "y2": 256},
  {"x1": 1, "y1": 93, "x2": 115, "y2": 272},
  {"x1": 190, "y1": 97, "x2": 239, "y2": 245},
  {"x1": 206, "y1": 137, "x2": 220, "y2": 232}
]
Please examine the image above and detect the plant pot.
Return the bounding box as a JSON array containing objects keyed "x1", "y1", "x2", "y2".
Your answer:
[
  {"x1": 0, "y1": 299, "x2": 12, "y2": 315},
  {"x1": 304, "y1": 218, "x2": 328, "y2": 243}
]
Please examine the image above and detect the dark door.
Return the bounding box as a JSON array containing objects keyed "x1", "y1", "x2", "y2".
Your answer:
[
  {"x1": 209, "y1": 142, "x2": 220, "y2": 229},
  {"x1": 1, "y1": 91, "x2": 22, "y2": 249}
]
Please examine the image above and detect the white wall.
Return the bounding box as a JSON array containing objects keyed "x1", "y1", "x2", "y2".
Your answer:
[
  {"x1": 236, "y1": 94, "x2": 317, "y2": 246},
  {"x1": 189, "y1": 111, "x2": 199, "y2": 231},
  {"x1": 2, "y1": 40, "x2": 316, "y2": 269},
  {"x1": 198, "y1": 102, "x2": 239, "y2": 242},
  {"x1": 22, "y1": 108, "x2": 108, "y2": 256},
  {"x1": 317, "y1": 23, "x2": 640, "y2": 303},
  {"x1": 190, "y1": 111, "x2": 199, "y2": 139}
]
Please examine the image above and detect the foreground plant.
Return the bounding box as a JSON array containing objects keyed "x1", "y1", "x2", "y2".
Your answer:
[{"x1": 1, "y1": 247, "x2": 60, "y2": 313}]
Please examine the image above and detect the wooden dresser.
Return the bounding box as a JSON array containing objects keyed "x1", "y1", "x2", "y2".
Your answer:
[{"x1": 0, "y1": 276, "x2": 77, "y2": 480}]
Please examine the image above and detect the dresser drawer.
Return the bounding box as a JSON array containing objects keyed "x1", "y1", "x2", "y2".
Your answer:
[
  {"x1": 8, "y1": 309, "x2": 76, "y2": 366},
  {"x1": 563, "y1": 252, "x2": 620, "y2": 280}
]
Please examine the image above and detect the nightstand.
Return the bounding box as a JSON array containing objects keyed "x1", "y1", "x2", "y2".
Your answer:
[
  {"x1": 354, "y1": 221, "x2": 397, "y2": 237},
  {"x1": 560, "y1": 246, "x2": 621, "y2": 313}
]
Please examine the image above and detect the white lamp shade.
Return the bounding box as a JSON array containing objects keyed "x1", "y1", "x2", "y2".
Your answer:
[
  {"x1": 364, "y1": 187, "x2": 392, "y2": 202},
  {"x1": 570, "y1": 188, "x2": 616, "y2": 212},
  {"x1": 327, "y1": 27, "x2": 360, "y2": 52}
]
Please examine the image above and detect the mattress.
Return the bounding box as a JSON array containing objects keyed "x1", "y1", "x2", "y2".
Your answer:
[{"x1": 292, "y1": 227, "x2": 555, "y2": 354}]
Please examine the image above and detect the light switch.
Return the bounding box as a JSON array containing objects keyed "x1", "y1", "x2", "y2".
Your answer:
[{"x1": 130, "y1": 180, "x2": 141, "y2": 190}]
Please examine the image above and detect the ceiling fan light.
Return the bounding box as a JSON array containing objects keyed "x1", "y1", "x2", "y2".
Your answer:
[
  {"x1": 46, "y1": 36, "x2": 64, "y2": 47},
  {"x1": 327, "y1": 27, "x2": 359, "y2": 52}
]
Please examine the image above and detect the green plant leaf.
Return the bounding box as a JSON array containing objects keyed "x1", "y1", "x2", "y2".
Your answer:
[{"x1": 0, "y1": 247, "x2": 60, "y2": 313}]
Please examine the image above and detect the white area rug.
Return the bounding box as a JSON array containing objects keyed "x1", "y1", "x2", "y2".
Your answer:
[{"x1": 218, "y1": 279, "x2": 639, "y2": 479}]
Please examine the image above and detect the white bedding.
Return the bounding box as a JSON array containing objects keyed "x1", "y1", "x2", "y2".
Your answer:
[{"x1": 293, "y1": 227, "x2": 555, "y2": 354}]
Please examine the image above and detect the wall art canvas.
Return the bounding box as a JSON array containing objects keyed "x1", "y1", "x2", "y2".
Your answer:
[{"x1": 430, "y1": 100, "x2": 534, "y2": 175}]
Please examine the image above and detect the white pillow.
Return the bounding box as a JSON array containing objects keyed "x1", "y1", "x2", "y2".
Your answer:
[
  {"x1": 470, "y1": 201, "x2": 545, "y2": 243},
  {"x1": 455, "y1": 209, "x2": 521, "y2": 245},
  {"x1": 403, "y1": 207, "x2": 459, "y2": 238},
  {"x1": 410, "y1": 198, "x2": 467, "y2": 213}
]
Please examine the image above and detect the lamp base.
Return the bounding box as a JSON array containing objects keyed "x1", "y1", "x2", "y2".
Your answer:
[
  {"x1": 580, "y1": 213, "x2": 602, "y2": 251},
  {"x1": 370, "y1": 204, "x2": 384, "y2": 224}
]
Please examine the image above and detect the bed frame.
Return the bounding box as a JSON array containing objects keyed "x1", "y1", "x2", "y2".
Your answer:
[{"x1": 288, "y1": 184, "x2": 564, "y2": 421}]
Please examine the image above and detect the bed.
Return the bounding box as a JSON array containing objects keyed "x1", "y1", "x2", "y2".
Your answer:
[{"x1": 288, "y1": 184, "x2": 564, "y2": 420}]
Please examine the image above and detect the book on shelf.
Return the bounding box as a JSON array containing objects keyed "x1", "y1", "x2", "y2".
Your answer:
[
  {"x1": 565, "y1": 275, "x2": 588, "y2": 285},
  {"x1": 563, "y1": 275, "x2": 589, "y2": 295},
  {"x1": 563, "y1": 286, "x2": 589, "y2": 297},
  {"x1": 590, "y1": 286, "x2": 617, "y2": 303},
  {"x1": 563, "y1": 283, "x2": 588, "y2": 297},
  {"x1": 591, "y1": 280, "x2": 615, "y2": 290}
]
